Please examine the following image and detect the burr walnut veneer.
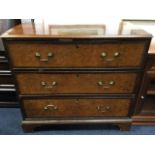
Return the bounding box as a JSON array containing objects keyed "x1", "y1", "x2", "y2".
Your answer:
[
  {"x1": 16, "y1": 72, "x2": 137, "y2": 94},
  {"x1": 7, "y1": 42, "x2": 145, "y2": 68},
  {"x1": 1, "y1": 23, "x2": 152, "y2": 132}
]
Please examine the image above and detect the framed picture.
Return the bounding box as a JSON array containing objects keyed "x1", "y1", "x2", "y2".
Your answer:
[
  {"x1": 48, "y1": 25, "x2": 106, "y2": 36},
  {"x1": 118, "y1": 19, "x2": 155, "y2": 53}
]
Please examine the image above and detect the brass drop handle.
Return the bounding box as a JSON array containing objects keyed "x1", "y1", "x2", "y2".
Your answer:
[
  {"x1": 113, "y1": 52, "x2": 120, "y2": 57},
  {"x1": 41, "y1": 81, "x2": 47, "y2": 86},
  {"x1": 35, "y1": 52, "x2": 41, "y2": 57},
  {"x1": 44, "y1": 104, "x2": 58, "y2": 110},
  {"x1": 101, "y1": 52, "x2": 120, "y2": 61},
  {"x1": 51, "y1": 81, "x2": 57, "y2": 86},
  {"x1": 109, "y1": 81, "x2": 115, "y2": 85},
  {"x1": 41, "y1": 81, "x2": 57, "y2": 88},
  {"x1": 97, "y1": 106, "x2": 111, "y2": 113},
  {"x1": 35, "y1": 52, "x2": 54, "y2": 62},
  {"x1": 98, "y1": 81, "x2": 104, "y2": 86},
  {"x1": 101, "y1": 52, "x2": 107, "y2": 58},
  {"x1": 97, "y1": 80, "x2": 115, "y2": 88},
  {"x1": 141, "y1": 96, "x2": 145, "y2": 99}
]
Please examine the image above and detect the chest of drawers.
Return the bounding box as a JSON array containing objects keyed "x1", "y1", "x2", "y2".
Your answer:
[{"x1": 1, "y1": 24, "x2": 152, "y2": 132}]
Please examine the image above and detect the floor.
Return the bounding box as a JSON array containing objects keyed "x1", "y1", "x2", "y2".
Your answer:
[{"x1": 0, "y1": 108, "x2": 155, "y2": 135}]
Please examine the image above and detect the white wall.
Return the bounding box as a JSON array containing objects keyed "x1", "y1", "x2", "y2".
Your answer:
[
  {"x1": 1, "y1": 0, "x2": 155, "y2": 35},
  {"x1": 35, "y1": 0, "x2": 155, "y2": 20},
  {"x1": 1, "y1": 0, "x2": 155, "y2": 20},
  {"x1": 34, "y1": 0, "x2": 155, "y2": 34}
]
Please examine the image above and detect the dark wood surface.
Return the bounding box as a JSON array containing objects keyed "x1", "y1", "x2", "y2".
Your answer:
[
  {"x1": 22, "y1": 118, "x2": 132, "y2": 132},
  {"x1": 132, "y1": 47, "x2": 155, "y2": 125},
  {"x1": 133, "y1": 95, "x2": 155, "y2": 125},
  {"x1": 141, "y1": 95, "x2": 155, "y2": 114}
]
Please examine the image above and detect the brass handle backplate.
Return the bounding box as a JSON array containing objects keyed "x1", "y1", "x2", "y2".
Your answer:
[
  {"x1": 97, "y1": 80, "x2": 115, "y2": 88},
  {"x1": 35, "y1": 52, "x2": 54, "y2": 62},
  {"x1": 44, "y1": 104, "x2": 58, "y2": 110},
  {"x1": 41, "y1": 81, "x2": 57, "y2": 88},
  {"x1": 101, "y1": 52, "x2": 120, "y2": 61},
  {"x1": 97, "y1": 106, "x2": 111, "y2": 113}
]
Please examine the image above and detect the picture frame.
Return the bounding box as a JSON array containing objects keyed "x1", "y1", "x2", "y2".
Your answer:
[
  {"x1": 48, "y1": 25, "x2": 106, "y2": 36},
  {"x1": 118, "y1": 19, "x2": 155, "y2": 53}
]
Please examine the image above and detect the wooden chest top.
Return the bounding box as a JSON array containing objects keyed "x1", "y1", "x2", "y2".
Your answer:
[{"x1": 1, "y1": 23, "x2": 152, "y2": 39}]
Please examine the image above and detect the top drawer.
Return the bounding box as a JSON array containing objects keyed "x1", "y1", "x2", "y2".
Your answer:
[{"x1": 7, "y1": 41, "x2": 146, "y2": 68}]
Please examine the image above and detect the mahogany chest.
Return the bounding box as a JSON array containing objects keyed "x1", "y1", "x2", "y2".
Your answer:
[{"x1": 1, "y1": 24, "x2": 152, "y2": 132}]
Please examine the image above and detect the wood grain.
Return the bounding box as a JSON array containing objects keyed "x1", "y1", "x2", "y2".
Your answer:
[
  {"x1": 23, "y1": 98, "x2": 130, "y2": 118},
  {"x1": 16, "y1": 73, "x2": 137, "y2": 94},
  {"x1": 7, "y1": 42, "x2": 146, "y2": 68}
]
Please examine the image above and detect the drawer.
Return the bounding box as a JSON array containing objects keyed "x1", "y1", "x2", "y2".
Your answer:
[
  {"x1": 23, "y1": 98, "x2": 130, "y2": 118},
  {"x1": 16, "y1": 73, "x2": 137, "y2": 94},
  {"x1": 7, "y1": 42, "x2": 145, "y2": 68}
]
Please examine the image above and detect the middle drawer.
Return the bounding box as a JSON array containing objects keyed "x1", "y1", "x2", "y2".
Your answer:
[{"x1": 16, "y1": 72, "x2": 137, "y2": 95}]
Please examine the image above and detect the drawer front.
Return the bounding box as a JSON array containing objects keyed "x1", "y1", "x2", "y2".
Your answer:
[
  {"x1": 23, "y1": 98, "x2": 130, "y2": 118},
  {"x1": 16, "y1": 73, "x2": 137, "y2": 94},
  {"x1": 7, "y1": 42, "x2": 145, "y2": 68}
]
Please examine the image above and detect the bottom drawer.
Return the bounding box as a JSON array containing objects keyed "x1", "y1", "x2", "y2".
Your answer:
[{"x1": 23, "y1": 98, "x2": 131, "y2": 118}]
